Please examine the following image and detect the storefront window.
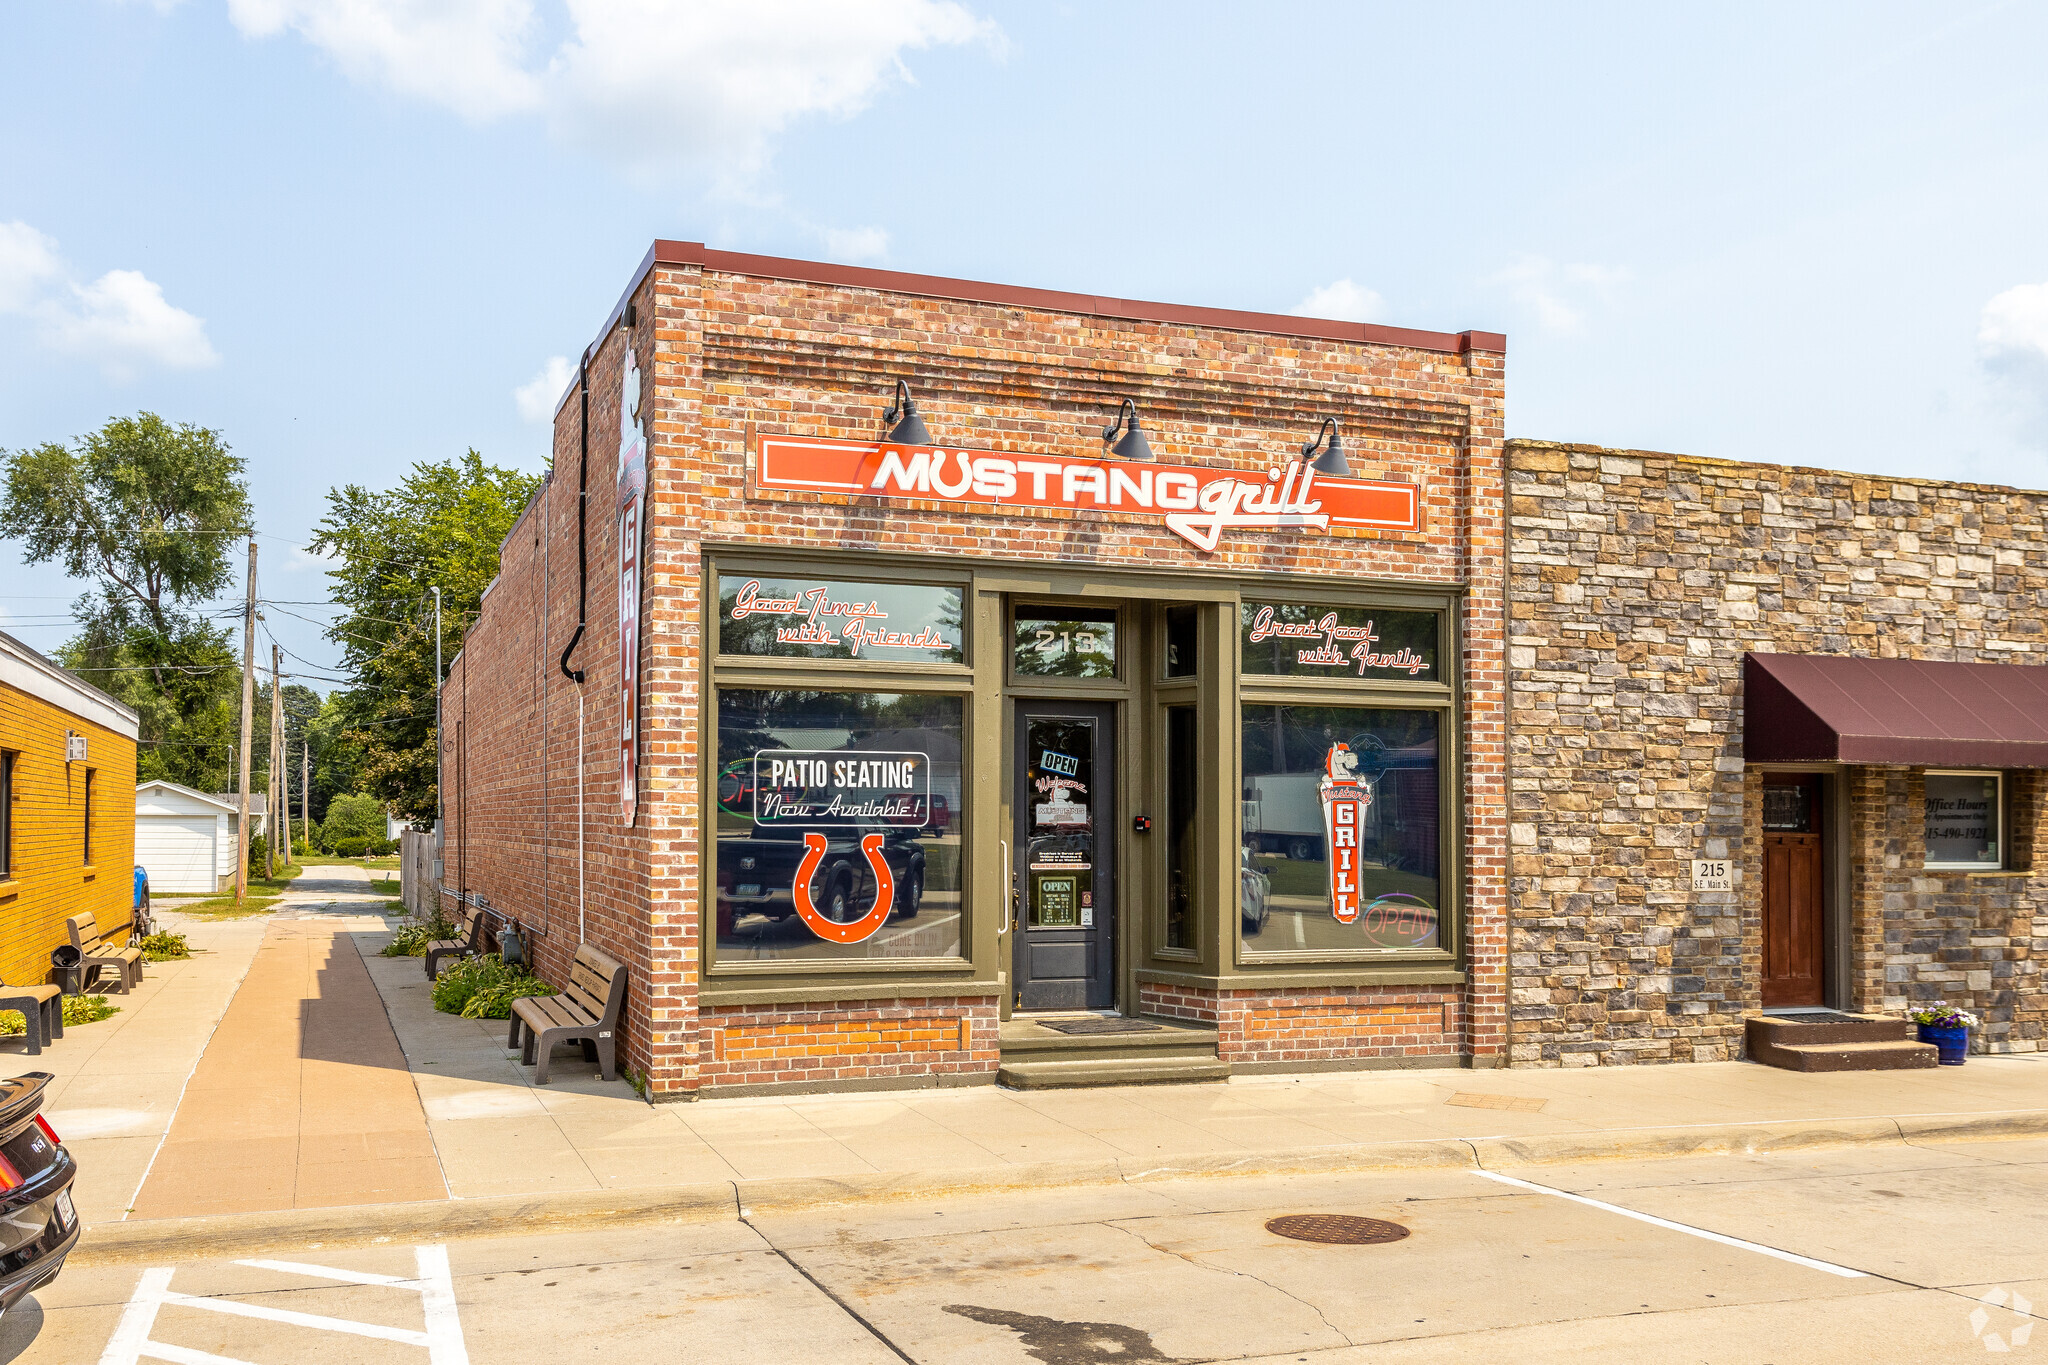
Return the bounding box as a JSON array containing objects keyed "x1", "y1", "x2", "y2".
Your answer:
[
  {"x1": 1014, "y1": 608, "x2": 1117, "y2": 678},
  {"x1": 717, "y1": 575, "x2": 963, "y2": 663},
  {"x1": 1165, "y1": 606, "x2": 1198, "y2": 678},
  {"x1": 1241, "y1": 602, "x2": 1438, "y2": 682},
  {"x1": 1925, "y1": 772, "x2": 2001, "y2": 870},
  {"x1": 1240, "y1": 704, "x2": 1440, "y2": 952},
  {"x1": 1164, "y1": 706, "x2": 1197, "y2": 949},
  {"x1": 715, "y1": 689, "x2": 964, "y2": 961}
]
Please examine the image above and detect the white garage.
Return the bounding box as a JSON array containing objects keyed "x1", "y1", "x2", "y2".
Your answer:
[{"x1": 135, "y1": 781, "x2": 237, "y2": 895}]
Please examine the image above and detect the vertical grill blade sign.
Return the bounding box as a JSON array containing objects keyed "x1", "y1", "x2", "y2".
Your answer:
[
  {"x1": 1321, "y1": 743, "x2": 1372, "y2": 923},
  {"x1": 617, "y1": 347, "x2": 648, "y2": 826}
]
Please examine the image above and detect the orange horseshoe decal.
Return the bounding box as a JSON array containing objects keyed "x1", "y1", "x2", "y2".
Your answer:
[{"x1": 792, "y1": 832, "x2": 897, "y2": 944}]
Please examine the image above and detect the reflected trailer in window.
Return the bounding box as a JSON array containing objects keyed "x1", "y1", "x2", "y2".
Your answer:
[{"x1": 1241, "y1": 705, "x2": 1440, "y2": 953}]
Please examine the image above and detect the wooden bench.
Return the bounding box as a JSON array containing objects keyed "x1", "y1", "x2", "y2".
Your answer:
[
  {"x1": 507, "y1": 944, "x2": 626, "y2": 1085},
  {"x1": 0, "y1": 985, "x2": 62, "y2": 1054},
  {"x1": 67, "y1": 914, "x2": 142, "y2": 995},
  {"x1": 424, "y1": 904, "x2": 488, "y2": 979}
]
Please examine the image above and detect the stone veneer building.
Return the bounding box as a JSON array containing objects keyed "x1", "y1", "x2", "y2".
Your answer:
[{"x1": 1507, "y1": 440, "x2": 2047, "y2": 1065}]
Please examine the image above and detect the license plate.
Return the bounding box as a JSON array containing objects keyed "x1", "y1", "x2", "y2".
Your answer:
[
  {"x1": 735, "y1": 883, "x2": 763, "y2": 896},
  {"x1": 54, "y1": 1188, "x2": 73, "y2": 1231}
]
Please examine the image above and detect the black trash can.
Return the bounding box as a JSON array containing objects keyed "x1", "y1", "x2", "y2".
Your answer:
[{"x1": 50, "y1": 945, "x2": 83, "y2": 997}]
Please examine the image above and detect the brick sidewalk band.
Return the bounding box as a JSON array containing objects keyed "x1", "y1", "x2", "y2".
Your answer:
[{"x1": 756, "y1": 436, "x2": 1424, "y2": 553}]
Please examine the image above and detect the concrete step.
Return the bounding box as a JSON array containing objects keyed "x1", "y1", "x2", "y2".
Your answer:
[
  {"x1": 999, "y1": 1015, "x2": 1220, "y2": 1065},
  {"x1": 1749, "y1": 1038, "x2": 1940, "y2": 1073},
  {"x1": 997, "y1": 1055, "x2": 1233, "y2": 1090},
  {"x1": 1747, "y1": 1013, "x2": 1915, "y2": 1048}
]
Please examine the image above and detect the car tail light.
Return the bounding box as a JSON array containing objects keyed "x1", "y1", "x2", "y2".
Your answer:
[
  {"x1": 33, "y1": 1115, "x2": 58, "y2": 1146},
  {"x1": 0, "y1": 1152, "x2": 21, "y2": 1191}
]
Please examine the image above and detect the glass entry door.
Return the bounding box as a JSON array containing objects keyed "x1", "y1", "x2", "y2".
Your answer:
[{"x1": 1013, "y1": 701, "x2": 1116, "y2": 1010}]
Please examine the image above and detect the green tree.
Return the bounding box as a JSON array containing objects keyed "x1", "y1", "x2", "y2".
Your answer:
[
  {"x1": 321, "y1": 793, "x2": 386, "y2": 843},
  {"x1": 3, "y1": 414, "x2": 254, "y2": 789},
  {"x1": 309, "y1": 452, "x2": 543, "y2": 825}
]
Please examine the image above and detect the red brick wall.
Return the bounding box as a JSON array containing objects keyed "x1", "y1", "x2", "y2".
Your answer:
[
  {"x1": 443, "y1": 249, "x2": 1508, "y2": 1095},
  {"x1": 699, "y1": 996, "x2": 1000, "y2": 1091},
  {"x1": 1141, "y1": 982, "x2": 1464, "y2": 1065}
]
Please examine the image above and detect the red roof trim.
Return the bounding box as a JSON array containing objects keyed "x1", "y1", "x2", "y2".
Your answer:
[{"x1": 653, "y1": 240, "x2": 1503, "y2": 356}]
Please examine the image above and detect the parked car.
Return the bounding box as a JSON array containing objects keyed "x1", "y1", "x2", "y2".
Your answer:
[
  {"x1": 0, "y1": 1073, "x2": 79, "y2": 1319},
  {"x1": 716, "y1": 824, "x2": 927, "y2": 938},
  {"x1": 132, "y1": 865, "x2": 153, "y2": 936}
]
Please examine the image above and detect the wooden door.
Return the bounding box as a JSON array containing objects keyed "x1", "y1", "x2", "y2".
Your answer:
[{"x1": 1761, "y1": 775, "x2": 1825, "y2": 1008}]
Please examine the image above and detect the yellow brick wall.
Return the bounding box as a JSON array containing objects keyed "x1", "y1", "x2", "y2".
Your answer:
[{"x1": 0, "y1": 682, "x2": 138, "y2": 988}]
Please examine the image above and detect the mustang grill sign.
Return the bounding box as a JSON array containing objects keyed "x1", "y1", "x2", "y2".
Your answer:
[{"x1": 756, "y1": 436, "x2": 1421, "y2": 552}]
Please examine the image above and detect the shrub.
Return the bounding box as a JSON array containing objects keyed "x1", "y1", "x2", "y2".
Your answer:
[
  {"x1": 64, "y1": 994, "x2": 120, "y2": 1025},
  {"x1": 381, "y1": 914, "x2": 455, "y2": 957},
  {"x1": 2, "y1": 994, "x2": 126, "y2": 1034},
  {"x1": 324, "y1": 794, "x2": 387, "y2": 846},
  {"x1": 246, "y1": 834, "x2": 268, "y2": 872},
  {"x1": 370, "y1": 837, "x2": 398, "y2": 856},
  {"x1": 431, "y1": 955, "x2": 554, "y2": 1020},
  {"x1": 140, "y1": 931, "x2": 190, "y2": 961},
  {"x1": 330, "y1": 835, "x2": 372, "y2": 858}
]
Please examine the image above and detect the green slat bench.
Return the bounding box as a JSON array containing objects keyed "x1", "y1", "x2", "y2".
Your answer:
[
  {"x1": 507, "y1": 944, "x2": 627, "y2": 1085},
  {"x1": 67, "y1": 914, "x2": 142, "y2": 995}
]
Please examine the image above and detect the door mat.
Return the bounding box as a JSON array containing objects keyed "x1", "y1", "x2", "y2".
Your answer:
[
  {"x1": 1773, "y1": 1011, "x2": 1878, "y2": 1025},
  {"x1": 1444, "y1": 1092, "x2": 1548, "y2": 1113},
  {"x1": 1040, "y1": 1018, "x2": 1166, "y2": 1036}
]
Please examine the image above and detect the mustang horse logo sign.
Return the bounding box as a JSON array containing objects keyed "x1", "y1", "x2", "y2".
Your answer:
[{"x1": 1320, "y1": 743, "x2": 1373, "y2": 924}]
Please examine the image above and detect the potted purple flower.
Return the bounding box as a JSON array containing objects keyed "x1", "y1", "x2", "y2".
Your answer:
[{"x1": 1908, "y1": 1003, "x2": 1979, "y2": 1065}]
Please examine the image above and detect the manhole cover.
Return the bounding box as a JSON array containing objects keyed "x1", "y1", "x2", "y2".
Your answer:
[{"x1": 1264, "y1": 1214, "x2": 1409, "y2": 1245}]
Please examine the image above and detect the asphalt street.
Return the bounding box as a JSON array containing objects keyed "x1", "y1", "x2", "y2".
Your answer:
[{"x1": 9, "y1": 1136, "x2": 2044, "y2": 1364}]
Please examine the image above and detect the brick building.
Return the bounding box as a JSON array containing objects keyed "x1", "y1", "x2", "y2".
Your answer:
[
  {"x1": 440, "y1": 241, "x2": 1509, "y2": 1097},
  {"x1": 1507, "y1": 441, "x2": 2048, "y2": 1066}
]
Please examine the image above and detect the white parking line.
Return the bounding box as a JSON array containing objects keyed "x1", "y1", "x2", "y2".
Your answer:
[
  {"x1": 1470, "y1": 1169, "x2": 1867, "y2": 1279},
  {"x1": 98, "y1": 1245, "x2": 469, "y2": 1365}
]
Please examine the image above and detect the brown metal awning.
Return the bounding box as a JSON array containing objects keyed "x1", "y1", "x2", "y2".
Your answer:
[{"x1": 1745, "y1": 653, "x2": 2048, "y2": 767}]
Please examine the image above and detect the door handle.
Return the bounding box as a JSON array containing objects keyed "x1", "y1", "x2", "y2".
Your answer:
[{"x1": 999, "y1": 839, "x2": 1014, "y2": 938}]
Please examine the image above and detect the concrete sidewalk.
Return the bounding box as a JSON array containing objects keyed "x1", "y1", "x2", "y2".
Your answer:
[{"x1": 28, "y1": 875, "x2": 2048, "y2": 1239}]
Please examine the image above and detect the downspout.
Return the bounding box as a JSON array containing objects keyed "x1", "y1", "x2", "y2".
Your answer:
[{"x1": 559, "y1": 346, "x2": 591, "y2": 947}]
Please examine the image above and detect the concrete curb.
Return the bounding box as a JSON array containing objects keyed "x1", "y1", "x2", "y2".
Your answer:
[{"x1": 71, "y1": 1108, "x2": 2048, "y2": 1265}]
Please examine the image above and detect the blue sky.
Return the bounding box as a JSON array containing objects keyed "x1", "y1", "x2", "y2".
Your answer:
[{"x1": 5, "y1": 1, "x2": 2047, "y2": 685}]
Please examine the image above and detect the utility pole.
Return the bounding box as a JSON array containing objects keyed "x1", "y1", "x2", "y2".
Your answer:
[
  {"x1": 432, "y1": 585, "x2": 442, "y2": 822},
  {"x1": 302, "y1": 739, "x2": 311, "y2": 852},
  {"x1": 271, "y1": 643, "x2": 287, "y2": 872},
  {"x1": 235, "y1": 540, "x2": 256, "y2": 902}
]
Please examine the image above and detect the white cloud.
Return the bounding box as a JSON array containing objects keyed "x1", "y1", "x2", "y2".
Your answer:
[
  {"x1": 1980, "y1": 282, "x2": 2048, "y2": 367},
  {"x1": 818, "y1": 225, "x2": 889, "y2": 263},
  {"x1": 227, "y1": 0, "x2": 998, "y2": 185},
  {"x1": 0, "y1": 221, "x2": 63, "y2": 311},
  {"x1": 1979, "y1": 281, "x2": 2048, "y2": 444},
  {"x1": 227, "y1": 0, "x2": 542, "y2": 121},
  {"x1": 285, "y1": 543, "x2": 339, "y2": 573},
  {"x1": 0, "y1": 220, "x2": 219, "y2": 377},
  {"x1": 1289, "y1": 279, "x2": 1386, "y2": 324},
  {"x1": 1488, "y1": 255, "x2": 1629, "y2": 335},
  {"x1": 514, "y1": 354, "x2": 574, "y2": 423}
]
